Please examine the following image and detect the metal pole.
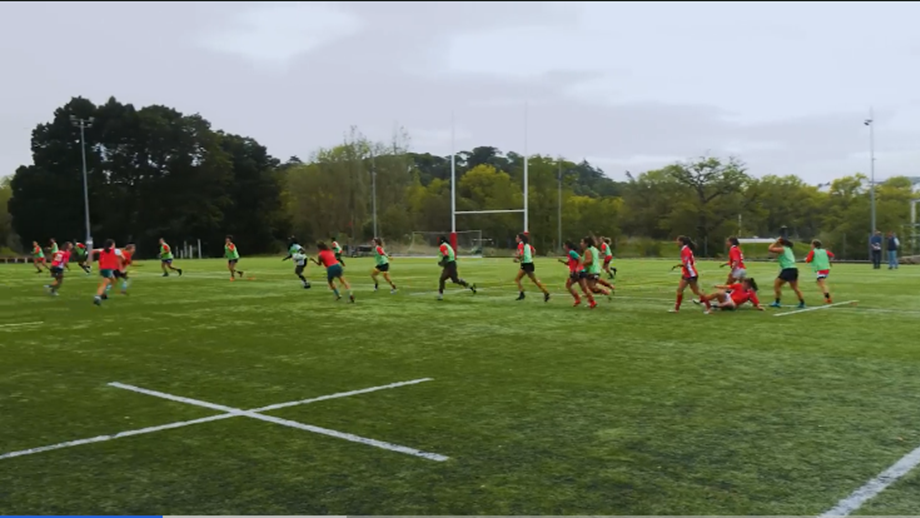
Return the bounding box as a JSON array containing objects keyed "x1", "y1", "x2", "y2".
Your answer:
[
  {"x1": 450, "y1": 113, "x2": 456, "y2": 232},
  {"x1": 78, "y1": 120, "x2": 92, "y2": 249},
  {"x1": 523, "y1": 102, "x2": 529, "y2": 233},
  {"x1": 866, "y1": 109, "x2": 876, "y2": 233},
  {"x1": 371, "y1": 155, "x2": 377, "y2": 238},
  {"x1": 557, "y1": 160, "x2": 562, "y2": 252}
]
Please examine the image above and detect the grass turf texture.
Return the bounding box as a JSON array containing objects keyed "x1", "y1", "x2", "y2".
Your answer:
[{"x1": 1, "y1": 257, "x2": 918, "y2": 515}]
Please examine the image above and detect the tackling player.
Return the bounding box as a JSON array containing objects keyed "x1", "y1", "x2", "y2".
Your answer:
[
  {"x1": 694, "y1": 278, "x2": 764, "y2": 313},
  {"x1": 282, "y1": 238, "x2": 311, "y2": 289}
]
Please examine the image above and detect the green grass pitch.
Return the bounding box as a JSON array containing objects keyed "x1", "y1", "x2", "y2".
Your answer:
[{"x1": 1, "y1": 257, "x2": 919, "y2": 515}]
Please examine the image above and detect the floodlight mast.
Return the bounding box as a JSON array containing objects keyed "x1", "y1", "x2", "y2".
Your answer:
[{"x1": 70, "y1": 115, "x2": 94, "y2": 250}]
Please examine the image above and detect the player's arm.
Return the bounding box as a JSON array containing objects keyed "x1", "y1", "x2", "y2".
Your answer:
[
  {"x1": 712, "y1": 284, "x2": 732, "y2": 289},
  {"x1": 750, "y1": 292, "x2": 764, "y2": 311},
  {"x1": 827, "y1": 251, "x2": 836, "y2": 260},
  {"x1": 804, "y1": 250, "x2": 815, "y2": 263},
  {"x1": 282, "y1": 253, "x2": 292, "y2": 261},
  {"x1": 767, "y1": 240, "x2": 785, "y2": 254}
]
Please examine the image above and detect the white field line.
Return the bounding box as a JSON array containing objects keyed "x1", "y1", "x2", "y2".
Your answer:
[
  {"x1": 773, "y1": 300, "x2": 858, "y2": 317},
  {"x1": 0, "y1": 321, "x2": 43, "y2": 328},
  {"x1": 109, "y1": 382, "x2": 448, "y2": 462},
  {"x1": 0, "y1": 378, "x2": 439, "y2": 462},
  {"x1": 819, "y1": 444, "x2": 920, "y2": 517}
]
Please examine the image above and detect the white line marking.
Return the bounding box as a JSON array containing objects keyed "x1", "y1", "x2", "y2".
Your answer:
[
  {"x1": 773, "y1": 300, "x2": 858, "y2": 317},
  {"x1": 110, "y1": 382, "x2": 447, "y2": 462},
  {"x1": 819, "y1": 444, "x2": 920, "y2": 517},
  {"x1": 253, "y1": 377, "x2": 432, "y2": 413},
  {"x1": 0, "y1": 414, "x2": 234, "y2": 461},
  {"x1": 0, "y1": 378, "x2": 440, "y2": 462},
  {"x1": 0, "y1": 321, "x2": 43, "y2": 328}
]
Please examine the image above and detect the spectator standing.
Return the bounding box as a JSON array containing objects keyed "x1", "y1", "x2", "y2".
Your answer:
[
  {"x1": 887, "y1": 231, "x2": 900, "y2": 269},
  {"x1": 870, "y1": 230, "x2": 883, "y2": 269}
]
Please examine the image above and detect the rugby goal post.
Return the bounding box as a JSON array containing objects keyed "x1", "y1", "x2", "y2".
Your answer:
[
  {"x1": 448, "y1": 107, "x2": 529, "y2": 253},
  {"x1": 405, "y1": 230, "x2": 484, "y2": 258}
]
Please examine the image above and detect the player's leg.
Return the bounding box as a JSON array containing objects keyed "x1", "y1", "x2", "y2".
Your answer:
[
  {"x1": 771, "y1": 276, "x2": 786, "y2": 307},
  {"x1": 526, "y1": 271, "x2": 550, "y2": 301},
  {"x1": 577, "y1": 275, "x2": 596, "y2": 308},
  {"x1": 337, "y1": 274, "x2": 355, "y2": 302},
  {"x1": 514, "y1": 269, "x2": 526, "y2": 300},
  {"x1": 816, "y1": 274, "x2": 831, "y2": 303},
  {"x1": 672, "y1": 278, "x2": 690, "y2": 312}
]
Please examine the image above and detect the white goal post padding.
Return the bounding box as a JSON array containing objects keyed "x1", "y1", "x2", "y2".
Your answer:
[{"x1": 402, "y1": 231, "x2": 484, "y2": 258}]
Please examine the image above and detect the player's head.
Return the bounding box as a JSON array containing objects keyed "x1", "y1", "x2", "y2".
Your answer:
[
  {"x1": 581, "y1": 236, "x2": 595, "y2": 248},
  {"x1": 104, "y1": 239, "x2": 115, "y2": 250},
  {"x1": 317, "y1": 241, "x2": 329, "y2": 251},
  {"x1": 811, "y1": 239, "x2": 823, "y2": 249},
  {"x1": 516, "y1": 233, "x2": 528, "y2": 244},
  {"x1": 63, "y1": 241, "x2": 73, "y2": 250},
  {"x1": 125, "y1": 243, "x2": 136, "y2": 253},
  {"x1": 158, "y1": 237, "x2": 165, "y2": 245},
  {"x1": 564, "y1": 240, "x2": 576, "y2": 251},
  {"x1": 438, "y1": 235, "x2": 448, "y2": 245},
  {"x1": 778, "y1": 237, "x2": 793, "y2": 248},
  {"x1": 49, "y1": 238, "x2": 56, "y2": 244},
  {"x1": 225, "y1": 234, "x2": 233, "y2": 244},
  {"x1": 329, "y1": 235, "x2": 337, "y2": 242},
  {"x1": 288, "y1": 235, "x2": 297, "y2": 245},
  {"x1": 32, "y1": 240, "x2": 38, "y2": 247},
  {"x1": 743, "y1": 277, "x2": 758, "y2": 292},
  {"x1": 373, "y1": 237, "x2": 383, "y2": 246},
  {"x1": 727, "y1": 236, "x2": 739, "y2": 247},
  {"x1": 677, "y1": 235, "x2": 695, "y2": 250},
  {"x1": 604, "y1": 237, "x2": 611, "y2": 245}
]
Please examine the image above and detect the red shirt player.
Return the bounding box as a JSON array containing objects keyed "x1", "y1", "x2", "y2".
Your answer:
[
  {"x1": 695, "y1": 279, "x2": 764, "y2": 313},
  {"x1": 672, "y1": 236, "x2": 706, "y2": 312},
  {"x1": 723, "y1": 237, "x2": 747, "y2": 282}
]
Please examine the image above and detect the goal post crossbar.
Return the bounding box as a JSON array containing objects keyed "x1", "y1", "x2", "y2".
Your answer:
[{"x1": 455, "y1": 209, "x2": 526, "y2": 215}]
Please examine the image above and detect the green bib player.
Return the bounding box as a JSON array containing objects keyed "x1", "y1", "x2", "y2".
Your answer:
[
  {"x1": 513, "y1": 232, "x2": 549, "y2": 302},
  {"x1": 158, "y1": 238, "x2": 183, "y2": 277},
  {"x1": 224, "y1": 235, "x2": 244, "y2": 280},
  {"x1": 371, "y1": 237, "x2": 397, "y2": 293},
  {"x1": 436, "y1": 235, "x2": 476, "y2": 300},
  {"x1": 330, "y1": 236, "x2": 346, "y2": 266},
  {"x1": 767, "y1": 237, "x2": 804, "y2": 308},
  {"x1": 805, "y1": 240, "x2": 835, "y2": 304}
]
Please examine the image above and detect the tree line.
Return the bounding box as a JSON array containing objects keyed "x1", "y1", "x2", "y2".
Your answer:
[{"x1": 2, "y1": 96, "x2": 915, "y2": 260}]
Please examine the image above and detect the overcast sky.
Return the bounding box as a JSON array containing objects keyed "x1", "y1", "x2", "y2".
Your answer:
[{"x1": 2, "y1": 1, "x2": 919, "y2": 183}]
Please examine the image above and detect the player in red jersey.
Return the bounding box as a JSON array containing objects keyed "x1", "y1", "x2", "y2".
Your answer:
[
  {"x1": 671, "y1": 236, "x2": 709, "y2": 313},
  {"x1": 311, "y1": 242, "x2": 354, "y2": 302},
  {"x1": 694, "y1": 278, "x2": 764, "y2": 313},
  {"x1": 558, "y1": 240, "x2": 596, "y2": 308},
  {"x1": 113, "y1": 243, "x2": 135, "y2": 294},
  {"x1": 722, "y1": 237, "x2": 747, "y2": 283},
  {"x1": 93, "y1": 239, "x2": 124, "y2": 306},
  {"x1": 45, "y1": 241, "x2": 73, "y2": 296}
]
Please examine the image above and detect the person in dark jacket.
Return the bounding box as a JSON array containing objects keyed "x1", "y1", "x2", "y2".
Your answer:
[
  {"x1": 887, "y1": 231, "x2": 900, "y2": 269},
  {"x1": 869, "y1": 230, "x2": 883, "y2": 269}
]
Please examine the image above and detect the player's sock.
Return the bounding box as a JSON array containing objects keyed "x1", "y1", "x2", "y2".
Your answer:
[
  {"x1": 105, "y1": 284, "x2": 111, "y2": 292},
  {"x1": 824, "y1": 292, "x2": 830, "y2": 301},
  {"x1": 774, "y1": 298, "x2": 780, "y2": 305},
  {"x1": 374, "y1": 282, "x2": 378, "y2": 290},
  {"x1": 177, "y1": 269, "x2": 183, "y2": 276},
  {"x1": 675, "y1": 293, "x2": 683, "y2": 310},
  {"x1": 332, "y1": 288, "x2": 340, "y2": 298}
]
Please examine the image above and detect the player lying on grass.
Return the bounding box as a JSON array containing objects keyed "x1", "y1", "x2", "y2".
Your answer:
[{"x1": 693, "y1": 278, "x2": 764, "y2": 313}]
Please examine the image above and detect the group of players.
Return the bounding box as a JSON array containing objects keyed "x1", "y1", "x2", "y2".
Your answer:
[
  {"x1": 673, "y1": 235, "x2": 836, "y2": 314},
  {"x1": 29, "y1": 229, "x2": 836, "y2": 312}
]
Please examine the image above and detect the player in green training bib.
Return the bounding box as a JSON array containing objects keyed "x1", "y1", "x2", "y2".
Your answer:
[
  {"x1": 580, "y1": 236, "x2": 611, "y2": 298},
  {"x1": 225, "y1": 235, "x2": 244, "y2": 280},
  {"x1": 805, "y1": 240, "x2": 836, "y2": 304},
  {"x1": 767, "y1": 237, "x2": 805, "y2": 309},
  {"x1": 436, "y1": 235, "x2": 476, "y2": 300},
  {"x1": 371, "y1": 237, "x2": 397, "y2": 293},
  {"x1": 31, "y1": 241, "x2": 48, "y2": 273},
  {"x1": 282, "y1": 237, "x2": 312, "y2": 289},
  {"x1": 330, "y1": 236, "x2": 346, "y2": 266},
  {"x1": 513, "y1": 232, "x2": 549, "y2": 302},
  {"x1": 158, "y1": 238, "x2": 183, "y2": 277}
]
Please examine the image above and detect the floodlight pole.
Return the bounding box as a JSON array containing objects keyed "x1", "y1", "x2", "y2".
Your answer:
[
  {"x1": 70, "y1": 115, "x2": 94, "y2": 250},
  {"x1": 865, "y1": 109, "x2": 876, "y2": 234}
]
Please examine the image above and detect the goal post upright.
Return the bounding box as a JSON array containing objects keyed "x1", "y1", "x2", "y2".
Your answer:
[{"x1": 449, "y1": 102, "x2": 530, "y2": 251}]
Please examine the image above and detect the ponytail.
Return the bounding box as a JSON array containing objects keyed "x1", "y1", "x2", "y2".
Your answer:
[{"x1": 678, "y1": 235, "x2": 696, "y2": 251}]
